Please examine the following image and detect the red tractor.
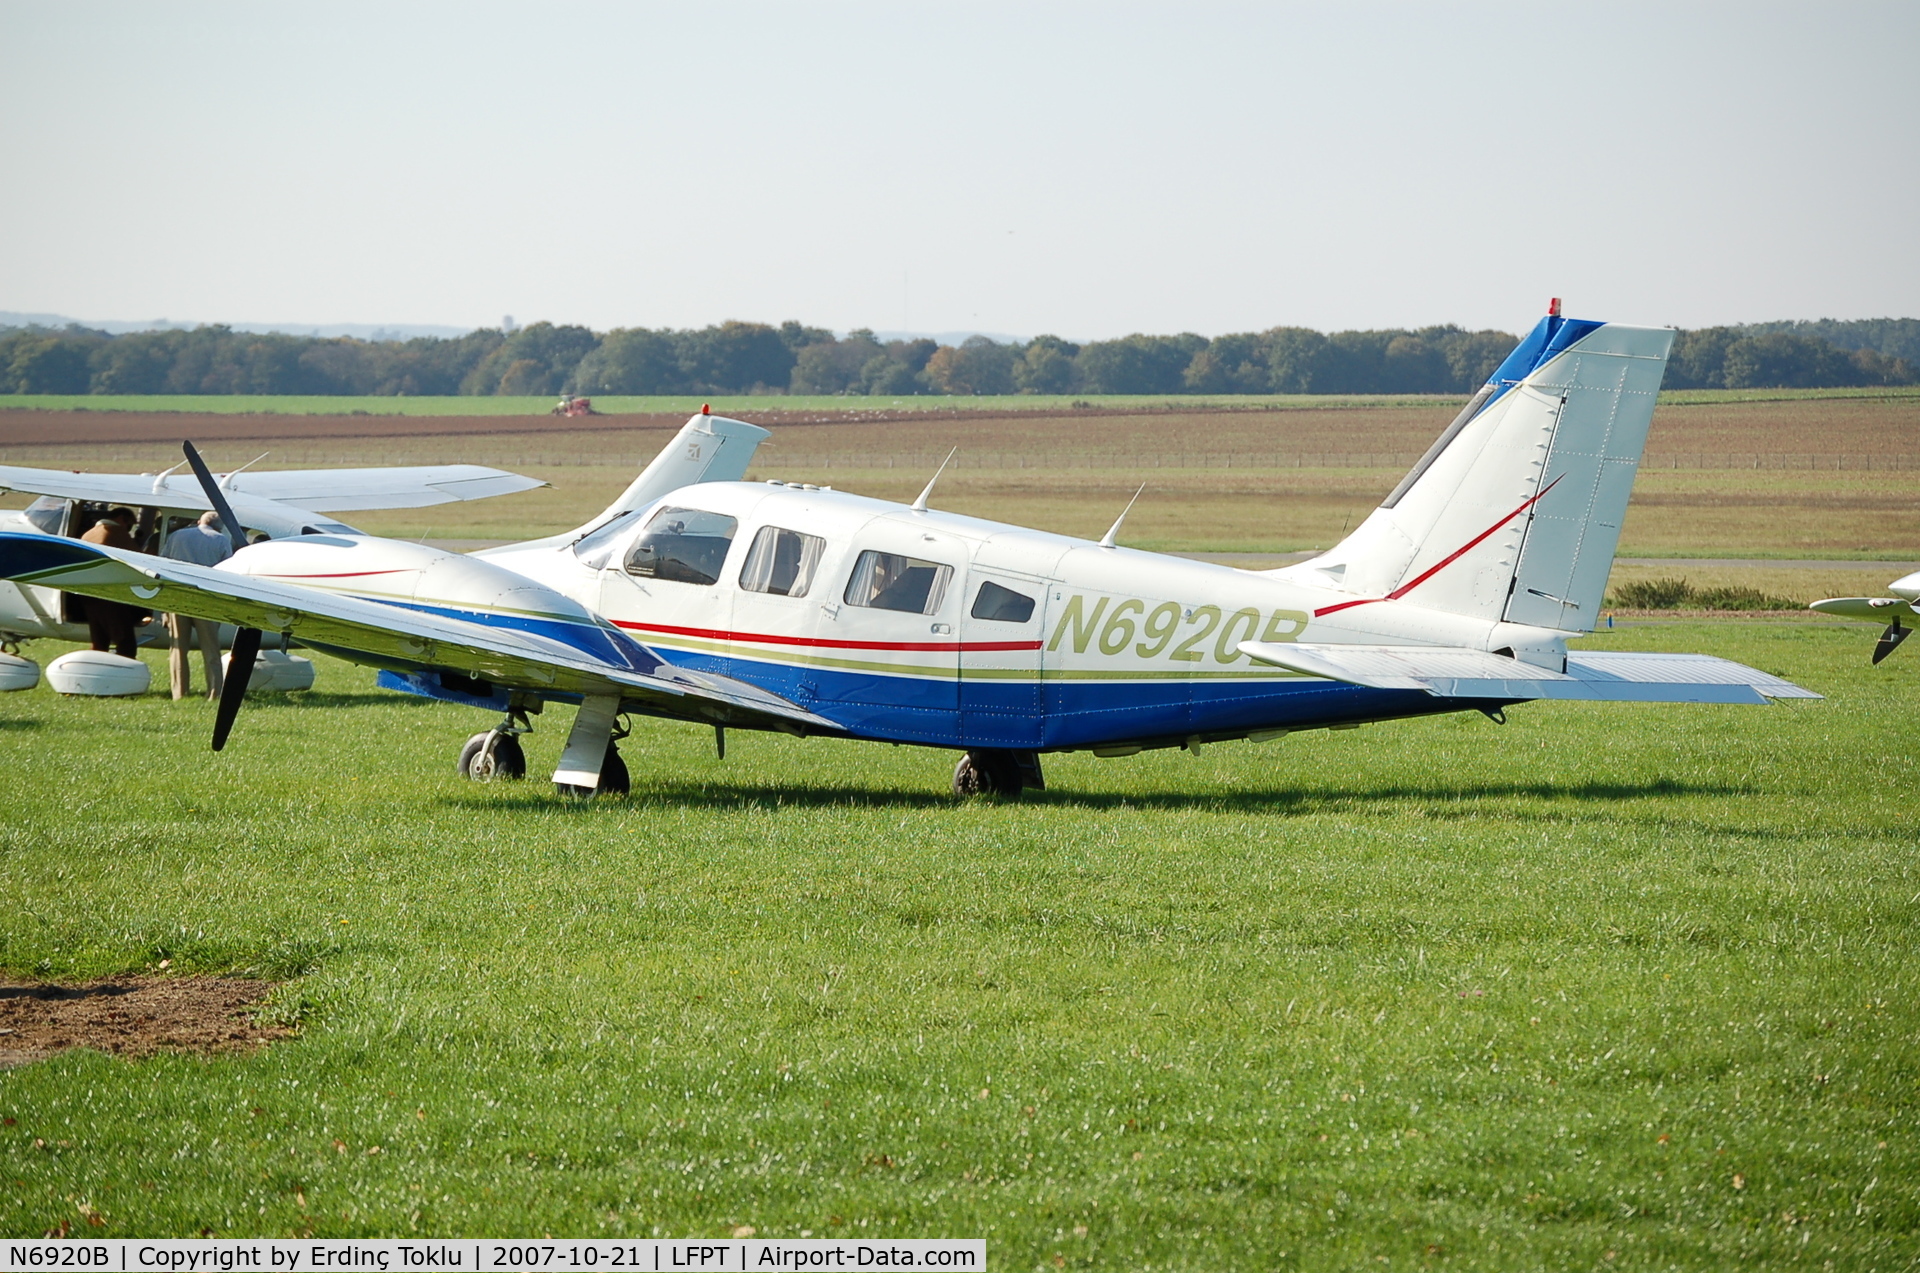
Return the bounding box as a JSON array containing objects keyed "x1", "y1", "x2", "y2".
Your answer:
[{"x1": 551, "y1": 395, "x2": 599, "y2": 418}]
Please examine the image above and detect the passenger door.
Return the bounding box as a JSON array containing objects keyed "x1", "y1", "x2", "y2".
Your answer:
[{"x1": 811, "y1": 523, "x2": 967, "y2": 742}]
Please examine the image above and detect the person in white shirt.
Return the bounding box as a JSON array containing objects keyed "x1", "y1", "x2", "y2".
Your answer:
[{"x1": 162, "y1": 511, "x2": 234, "y2": 700}]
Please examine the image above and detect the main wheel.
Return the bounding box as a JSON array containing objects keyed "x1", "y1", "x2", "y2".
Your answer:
[
  {"x1": 953, "y1": 750, "x2": 1023, "y2": 799},
  {"x1": 598, "y1": 742, "x2": 631, "y2": 796},
  {"x1": 458, "y1": 730, "x2": 527, "y2": 781}
]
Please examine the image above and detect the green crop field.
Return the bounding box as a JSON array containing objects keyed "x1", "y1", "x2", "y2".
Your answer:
[{"x1": 0, "y1": 618, "x2": 1914, "y2": 1265}]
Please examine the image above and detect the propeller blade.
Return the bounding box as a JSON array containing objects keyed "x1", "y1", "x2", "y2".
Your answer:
[
  {"x1": 212, "y1": 627, "x2": 262, "y2": 751},
  {"x1": 181, "y1": 440, "x2": 255, "y2": 552},
  {"x1": 1873, "y1": 620, "x2": 1910, "y2": 665}
]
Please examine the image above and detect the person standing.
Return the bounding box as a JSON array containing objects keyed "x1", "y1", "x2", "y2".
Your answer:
[
  {"x1": 78, "y1": 507, "x2": 146, "y2": 658},
  {"x1": 161, "y1": 510, "x2": 234, "y2": 700}
]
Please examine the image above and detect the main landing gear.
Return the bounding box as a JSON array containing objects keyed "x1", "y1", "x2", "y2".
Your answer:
[
  {"x1": 952, "y1": 749, "x2": 1046, "y2": 800},
  {"x1": 553, "y1": 694, "x2": 631, "y2": 799}
]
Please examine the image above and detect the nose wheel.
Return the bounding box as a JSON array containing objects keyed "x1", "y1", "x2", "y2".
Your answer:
[
  {"x1": 458, "y1": 728, "x2": 527, "y2": 781},
  {"x1": 457, "y1": 706, "x2": 535, "y2": 782},
  {"x1": 952, "y1": 749, "x2": 1044, "y2": 799}
]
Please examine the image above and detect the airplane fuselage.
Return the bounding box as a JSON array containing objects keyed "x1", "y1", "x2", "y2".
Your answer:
[{"x1": 437, "y1": 480, "x2": 1567, "y2": 752}]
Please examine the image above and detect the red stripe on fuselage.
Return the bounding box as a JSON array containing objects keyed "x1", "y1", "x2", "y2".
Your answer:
[
  {"x1": 1311, "y1": 475, "x2": 1564, "y2": 618},
  {"x1": 613, "y1": 619, "x2": 1041, "y2": 653}
]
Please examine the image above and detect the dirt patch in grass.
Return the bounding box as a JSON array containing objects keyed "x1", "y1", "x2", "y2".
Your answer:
[{"x1": 0, "y1": 976, "x2": 289, "y2": 1066}]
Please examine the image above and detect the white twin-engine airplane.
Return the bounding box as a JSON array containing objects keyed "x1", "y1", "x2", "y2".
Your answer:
[{"x1": 0, "y1": 311, "x2": 1817, "y2": 798}]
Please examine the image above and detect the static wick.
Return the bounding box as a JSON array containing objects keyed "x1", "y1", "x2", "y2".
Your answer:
[
  {"x1": 1099, "y1": 484, "x2": 1147, "y2": 549},
  {"x1": 910, "y1": 447, "x2": 957, "y2": 513}
]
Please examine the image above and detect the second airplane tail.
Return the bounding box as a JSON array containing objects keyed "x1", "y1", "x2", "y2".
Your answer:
[{"x1": 1281, "y1": 309, "x2": 1675, "y2": 632}]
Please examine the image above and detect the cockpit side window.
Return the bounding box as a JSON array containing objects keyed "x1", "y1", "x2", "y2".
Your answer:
[
  {"x1": 739, "y1": 526, "x2": 827, "y2": 598},
  {"x1": 970, "y1": 580, "x2": 1036, "y2": 623},
  {"x1": 844, "y1": 550, "x2": 953, "y2": 615},
  {"x1": 571, "y1": 510, "x2": 637, "y2": 570},
  {"x1": 625, "y1": 506, "x2": 739, "y2": 585}
]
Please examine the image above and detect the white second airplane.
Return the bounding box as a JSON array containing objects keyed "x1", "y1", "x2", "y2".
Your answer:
[
  {"x1": 1811, "y1": 571, "x2": 1920, "y2": 663},
  {"x1": 0, "y1": 309, "x2": 1818, "y2": 797},
  {"x1": 0, "y1": 457, "x2": 544, "y2": 650}
]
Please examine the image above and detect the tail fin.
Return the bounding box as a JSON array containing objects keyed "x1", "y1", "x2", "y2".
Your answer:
[
  {"x1": 1284, "y1": 314, "x2": 1674, "y2": 632},
  {"x1": 592, "y1": 410, "x2": 771, "y2": 525}
]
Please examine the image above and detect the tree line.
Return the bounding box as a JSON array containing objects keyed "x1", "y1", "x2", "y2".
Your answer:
[{"x1": 2, "y1": 316, "x2": 1913, "y2": 398}]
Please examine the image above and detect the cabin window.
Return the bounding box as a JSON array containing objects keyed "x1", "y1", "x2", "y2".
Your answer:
[
  {"x1": 739, "y1": 525, "x2": 826, "y2": 598},
  {"x1": 625, "y1": 506, "x2": 739, "y2": 585},
  {"x1": 570, "y1": 510, "x2": 637, "y2": 570},
  {"x1": 844, "y1": 550, "x2": 953, "y2": 615},
  {"x1": 970, "y1": 580, "x2": 1036, "y2": 624}
]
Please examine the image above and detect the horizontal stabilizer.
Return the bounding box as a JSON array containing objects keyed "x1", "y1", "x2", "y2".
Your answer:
[
  {"x1": 1810, "y1": 596, "x2": 1919, "y2": 622},
  {"x1": 1238, "y1": 642, "x2": 1818, "y2": 704}
]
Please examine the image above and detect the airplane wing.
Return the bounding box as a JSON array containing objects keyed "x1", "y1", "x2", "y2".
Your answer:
[
  {"x1": 0, "y1": 532, "x2": 839, "y2": 733},
  {"x1": 1238, "y1": 641, "x2": 1819, "y2": 704},
  {"x1": 0, "y1": 463, "x2": 545, "y2": 514},
  {"x1": 1810, "y1": 596, "x2": 1918, "y2": 622}
]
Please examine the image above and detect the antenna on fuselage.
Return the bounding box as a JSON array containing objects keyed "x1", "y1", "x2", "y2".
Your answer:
[
  {"x1": 909, "y1": 447, "x2": 957, "y2": 513},
  {"x1": 1098, "y1": 485, "x2": 1146, "y2": 549}
]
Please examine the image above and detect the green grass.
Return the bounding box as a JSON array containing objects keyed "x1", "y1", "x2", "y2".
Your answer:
[
  {"x1": 0, "y1": 621, "x2": 1915, "y2": 1265},
  {"x1": 6, "y1": 386, "x2": 1919, "y2": 415}
]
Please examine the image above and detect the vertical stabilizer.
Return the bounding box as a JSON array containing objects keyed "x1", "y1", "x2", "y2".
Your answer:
[
  {"x1": 1280, "y1": 316, "x2": 1673, "y2": 632},
  {"x1": 595, "y1": 411, "x2": 771, "y2": 524}
]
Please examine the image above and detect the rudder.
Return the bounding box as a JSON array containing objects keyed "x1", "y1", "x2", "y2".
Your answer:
[{"x1": 1280, "y1": 314, "x2": 1673, "y2": 633}]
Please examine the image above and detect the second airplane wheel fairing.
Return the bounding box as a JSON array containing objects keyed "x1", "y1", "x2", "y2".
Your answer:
[
  {"x1": 953, "y1": 750, "x2": 1023, "y2": 799},
  {"x1": 458, "y1": 730, "x2": 527, "y2": 781}
]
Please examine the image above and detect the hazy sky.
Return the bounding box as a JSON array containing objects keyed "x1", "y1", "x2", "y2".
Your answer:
[{"x1": 2, "y1": 1, "x2": 1915, "y2": 339}]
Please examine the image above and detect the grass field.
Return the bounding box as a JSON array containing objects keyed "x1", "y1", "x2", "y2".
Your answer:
[{"x1": 0, "y1": 618, "x2": 1914, "y2": 1264}]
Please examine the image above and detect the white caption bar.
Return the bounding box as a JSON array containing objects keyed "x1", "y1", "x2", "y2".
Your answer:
[{"x1": 1, "y1": 1241, "x2": 985, "y2": 1273}]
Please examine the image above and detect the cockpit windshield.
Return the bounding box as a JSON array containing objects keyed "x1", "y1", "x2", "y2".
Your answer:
[
  {"x1": 23, "y1": 496, "x2": 65, "y2": 536},
  {"x1": 571, "y1": 510, "x2": 637, "y2": 570}
]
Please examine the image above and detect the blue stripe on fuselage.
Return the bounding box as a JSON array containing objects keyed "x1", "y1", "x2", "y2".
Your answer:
[
  {"x1": 366, "y1": 597, "x2": 666, "y2": 674},
  {"x1": 644, "y1": 643, "x2": 1453, "y2": 749}
]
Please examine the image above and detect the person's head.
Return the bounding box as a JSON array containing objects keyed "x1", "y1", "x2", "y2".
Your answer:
[
  {"x1": 198, "y1": 511, "x2": 222, "y2": 531},
  {"x1": 105, "y1": 507, "x2": 135, "y2": 527}
]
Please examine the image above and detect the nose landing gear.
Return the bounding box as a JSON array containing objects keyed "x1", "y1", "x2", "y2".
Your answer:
[
  {"x1": 458, "y1": 705, "x2": 536, "y2": 782},
  {"x1": 952, "y1": 749, "x2": 1045, "y2": 799}
]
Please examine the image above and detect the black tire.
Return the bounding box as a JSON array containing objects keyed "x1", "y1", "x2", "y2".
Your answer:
[
  {"x1": 598, "y1": 742, "x2": 631, "y2": 796},
  {"x1": 953, "y1": 750, "x2": 1023, "y2": 799},
  {"x1": 458, "y1": 731, "x2": 528, "y2": 781}
]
